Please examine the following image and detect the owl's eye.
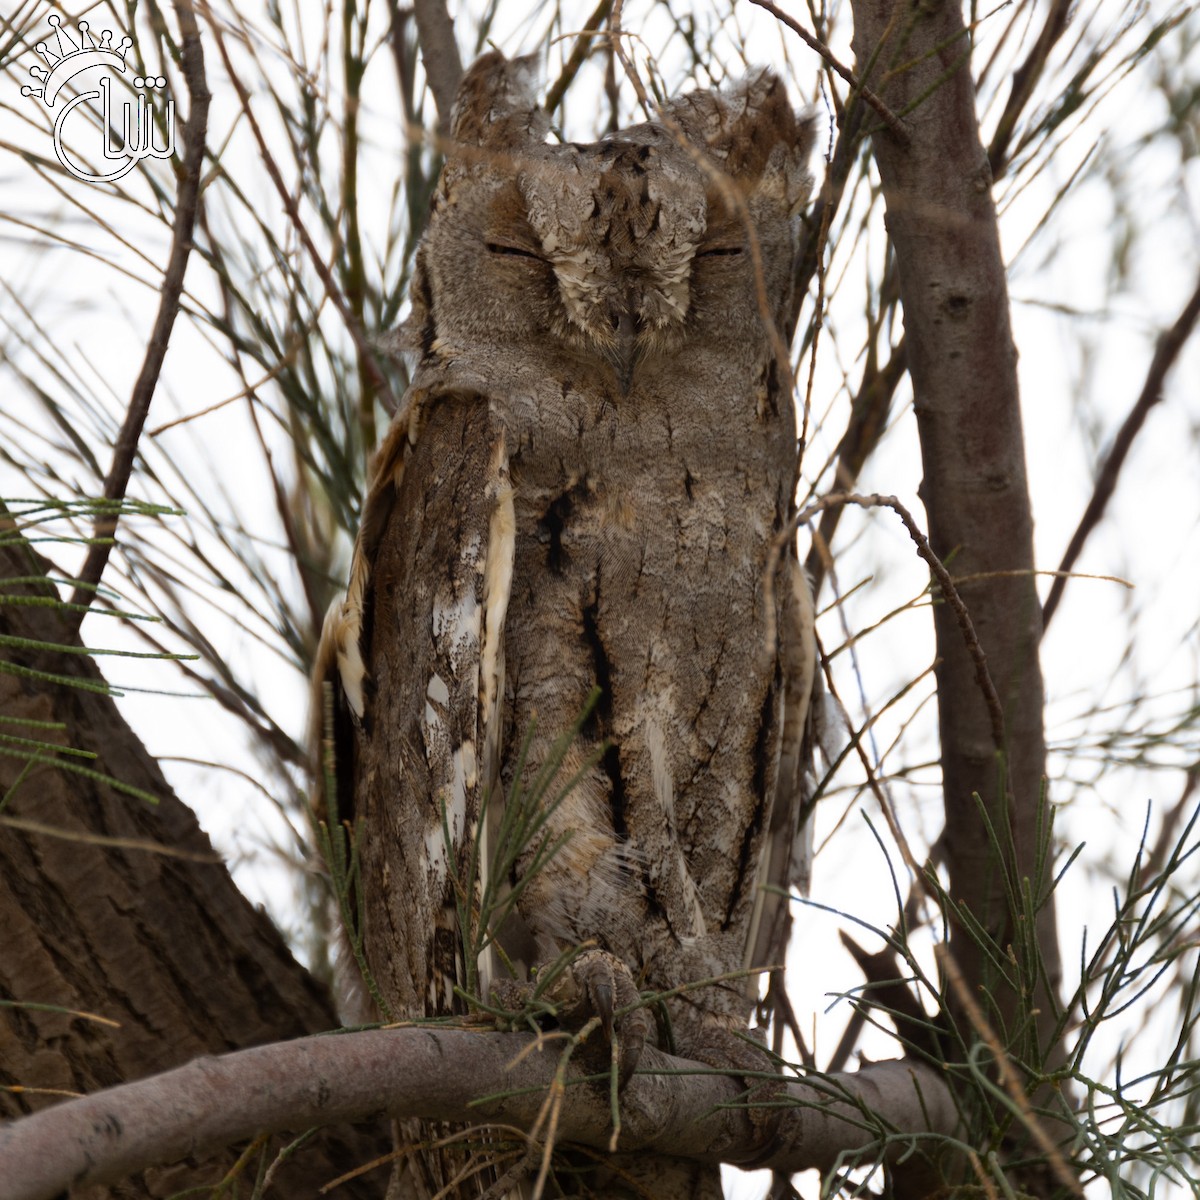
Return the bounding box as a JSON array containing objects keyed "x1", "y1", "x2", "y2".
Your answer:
[
  {"x1": 486, "y1": 241, "x2": 544, "y2": 261},
  {"x1": 697, "y1": 246, "x2": 744, "y2": 258}
]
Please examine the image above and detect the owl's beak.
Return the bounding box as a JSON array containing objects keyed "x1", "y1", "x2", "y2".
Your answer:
[{"x1": 613, "y1": 307, "x2": 639, "y2": 396}]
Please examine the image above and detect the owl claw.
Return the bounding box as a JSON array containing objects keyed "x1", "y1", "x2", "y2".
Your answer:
[
  {"x1": 559, "y1": 948, "x2": 650, "y2": 1089},
  {"x1": 489, "y1": 949, "x2": 651, "y2": 1088},
  {"x1": 592, "y1": 978, "x2": 614, "y2": 1038}
]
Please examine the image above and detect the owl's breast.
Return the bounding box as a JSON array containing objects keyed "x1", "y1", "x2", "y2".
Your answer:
[{"x1": 493, "y1": 368, "x2": 794, "y2": 965}]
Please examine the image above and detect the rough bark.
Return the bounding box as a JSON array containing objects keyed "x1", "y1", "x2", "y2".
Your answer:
[
  {"x1": 0, "y1": 528, "x2": 388, "y2": 1197},
  {"x1": 0, "y1": 1027, "x2": 958, "y2": 1200},
  {"x1": 847, "y1": 1, "x2": 1061, "y2": 1049}
]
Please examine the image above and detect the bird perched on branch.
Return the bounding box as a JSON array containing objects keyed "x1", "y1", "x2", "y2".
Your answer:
[{"x1": 316, "y1": 49, "x2": 818, "y2": 1199}]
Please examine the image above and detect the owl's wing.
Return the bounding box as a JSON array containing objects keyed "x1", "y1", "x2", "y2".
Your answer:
[
  {"x1": 744, "y1": 551, "x2": 818, "y2": 982},
  {"x1": 313, "y1": 387, "x2": 514, "y2": 1020}
]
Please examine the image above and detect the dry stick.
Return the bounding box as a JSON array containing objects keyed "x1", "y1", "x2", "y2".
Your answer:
[
  {"x1": 413, "y1": 0, "x2": 464, "y2": 130},
  {"x1": 68, "y1": 1, "x2": 210, "y2": 622},
  {"x1": 794, "y1": 156, "x2": 835, "y2": 496},
  {"x1": 749, "y1": 0, "x2": 909, "y2": 144},
  {"x1": 0, "y1": 815, "x2": 220, "y2": 862},
  {"x1": 803, "y1": 334, "x2": 908, "y2": 595},
  {"x1": 1042, "y1": 270, "x2": 1200, "y2": 632},
  {"x1": 196, "y1": 5, "x2": 399, "y2": 416}
]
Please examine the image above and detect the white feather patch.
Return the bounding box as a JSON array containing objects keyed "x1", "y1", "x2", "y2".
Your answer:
[{"x1": 478, "y1": 435, "x2": 514, "y2": 997}]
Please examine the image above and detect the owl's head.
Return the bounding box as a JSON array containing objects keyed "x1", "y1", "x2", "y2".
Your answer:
[{"x1": 404, "y1": 51, "x2": 815, "y2": 396}]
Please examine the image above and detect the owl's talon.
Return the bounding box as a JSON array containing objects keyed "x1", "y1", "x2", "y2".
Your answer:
[
  {"x1": 556, "y1": 948, "x2": 649, "y2": 1089},
  {"x1": 592, "y1": 979, "x2": 614, "y2": 1037}
]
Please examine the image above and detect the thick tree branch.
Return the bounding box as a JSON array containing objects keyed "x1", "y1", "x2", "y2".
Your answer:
[
  {"x1": 0, "y1": 1027, "x2": 958, "y2": 1200},
  {"x1": 848, "y1": 0, "x2": 1059, "y2": 1055}
]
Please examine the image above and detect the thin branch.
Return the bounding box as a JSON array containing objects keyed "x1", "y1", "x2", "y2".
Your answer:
[
  {"x1": 938, "y1": 946, "x2": 1082, "y2": 1198},
  {"x1": 839, "y1": 932, "x2": 940, "y2": 1060},
  {"x1": 196, "y1": 5, "x2": 399, "y2": 417},
  {"x1": 750, "y1": 0, "x2": 909, "y2": 144},
  {"x1": 1042, "y1": 270, "x2": 1200, "y2": 632},
  {"x1": 68, "y1": 1, "x2": 210, "y2": 622},
  {"x1": 0, "y1": 1027, "x2": 957, "y2": 1200},
  {"x1": 804, "y1": 334, "x2": 908, "y2": 595},
  {"x1": 783, "y1": 492, "x2": 1007, "y2": 752},
  {"x1": 545, "y1": 0, "x2": 613, "y2": 115},
  {"x1": 1137, "y1": 768, "x2": 1199, "y2": 891},
  {"x1": 413, "y1": 0, "x2": 464, "y2": 133},
  {"x1": 987, "y1": 0, "x2": 1072, "y2": 179}
]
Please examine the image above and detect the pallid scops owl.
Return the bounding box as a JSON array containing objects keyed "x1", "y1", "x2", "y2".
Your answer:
[{"x1": 317, "y1": 50, "x2": 818, "y2": 1199}]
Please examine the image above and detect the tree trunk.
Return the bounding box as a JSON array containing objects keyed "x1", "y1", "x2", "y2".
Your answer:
[
  {"x1": 848, "y1": 0, "x2": 1062, "y2": 1055},
  {"x1": 0, "y1": 524, "x2": 387, "y2": 1198}
]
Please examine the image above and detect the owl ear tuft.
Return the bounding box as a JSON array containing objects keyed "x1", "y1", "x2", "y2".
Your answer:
[
  {"x1": 449, "y1": 50, "x2": 549, "y2": 148},
  {"x1": 666, "y1": 70, "x2": 816, "y2": 213}
]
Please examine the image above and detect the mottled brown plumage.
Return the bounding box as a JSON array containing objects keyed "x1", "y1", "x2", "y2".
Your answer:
[{"x1": 316, "y1": 51, "x2": 818, "y2": 1198}]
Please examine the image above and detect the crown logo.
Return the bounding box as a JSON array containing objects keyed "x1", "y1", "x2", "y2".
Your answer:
[{"x1": 20, "y1": 14, "x2": 132, "y2": 107}]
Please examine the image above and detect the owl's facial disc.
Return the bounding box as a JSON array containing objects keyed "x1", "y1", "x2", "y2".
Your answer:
[{"x1": 518, "y1": 138, "x2": 707, "y2": 392}]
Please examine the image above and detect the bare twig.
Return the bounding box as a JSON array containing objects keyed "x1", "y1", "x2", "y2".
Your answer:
[
  {"x1": 413, "y1": 0, "x2": 464, "y2": 132},
  {"x1": 750, "y1": 0, "x2": 909, "y2": 144},
  {"x1": 785, "y1": 491, "x2": 1007, "y2": 752},
  {"x1": 803, "y1": 333, "x2": 908, "y2": 595},
  {"x1": 0, "y1": 815, "x2": 220, "y2": 862},
  {"x1": 1042, "y1": 270, "x2": 1200, "y2": 632},
  {"x1": 68, "y1": 1, "x2": 210, "y2": 622},
  {"x1": 0, "y1": 1026, "x2": 957, "y2": 1200}
]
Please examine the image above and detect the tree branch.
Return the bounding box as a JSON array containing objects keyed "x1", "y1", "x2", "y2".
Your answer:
[
  {"x1": 544, "y1": 0, "x2": 613, "y2": 116},
  {"x1": 848, "y1": 0, "x2": 1059, "y2": 1058},
  {"x1": 0, "y1": 1027, "x2": 958, "y2": 1200},
  {"x1": 987, "y1": 0, "x2": 1073, "y2": 180},
  {"x1": 1042, "y1": 269, "x2": 1200, "y2": 632},
  {"x1": 69, "y1": 0, "x2": 210, "y2": 622},
  {"x1": 803, "y1": 335, "x2": 908, "y2": 595},
  {"x1": 413, "y1": 0, "x2": 464, "y2": 134}
]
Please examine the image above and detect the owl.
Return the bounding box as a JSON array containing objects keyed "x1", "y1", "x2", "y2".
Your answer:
[{"x1": 316, "y1": 51, "x2": 818, "y2": 1199}]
